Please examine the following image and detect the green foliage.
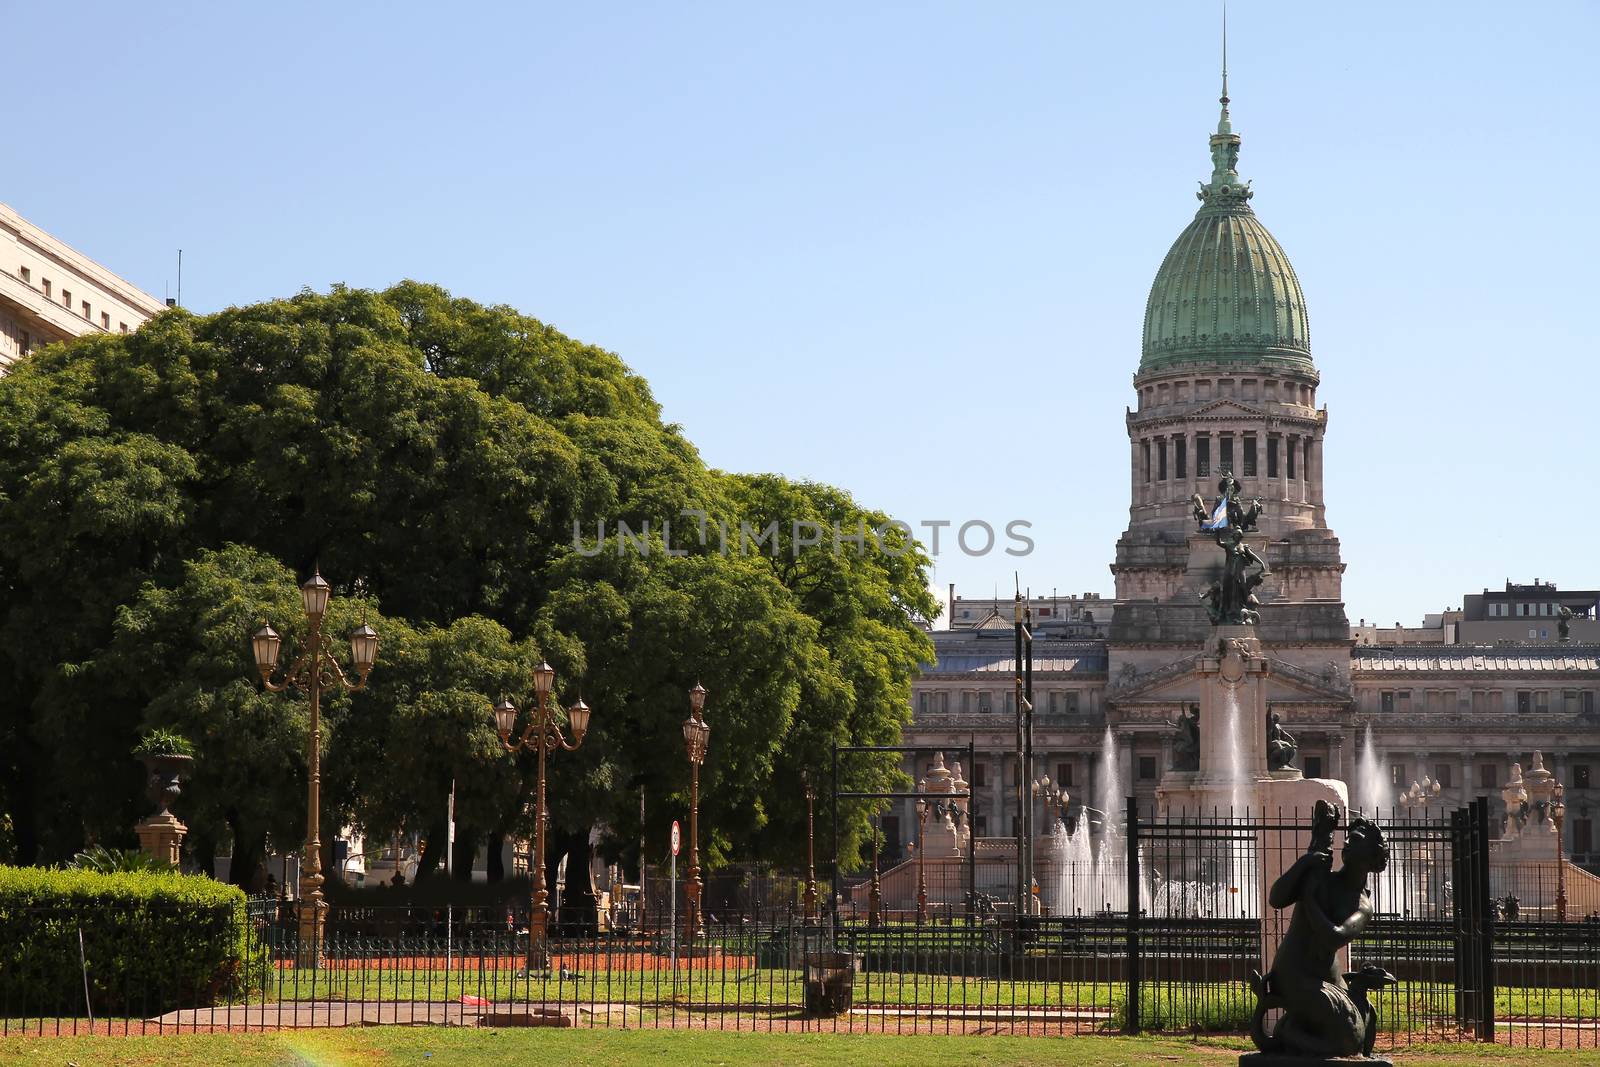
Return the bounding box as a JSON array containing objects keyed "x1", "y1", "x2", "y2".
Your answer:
[
  {"x1": 67, "y1": 845, "x2": 176, "y2": 874},
  {"x1": 0, "y1": 282, "x2": 935, "y2": 882},
  {"x1": 132, "y1": 729, "x2": 196, "y2": 758},
  {"x1": 0, "y1": 864, "x2": 254, "y2": 1013}
]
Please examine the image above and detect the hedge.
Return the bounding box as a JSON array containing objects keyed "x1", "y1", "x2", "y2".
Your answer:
[{"x1": 0, "y1": 865, "x2": 258, "y2": 1016}]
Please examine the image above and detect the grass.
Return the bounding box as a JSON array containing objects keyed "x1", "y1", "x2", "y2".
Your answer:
[{"x1": 0, "y1": 1029, "x2": 1593, "y2": 1067}]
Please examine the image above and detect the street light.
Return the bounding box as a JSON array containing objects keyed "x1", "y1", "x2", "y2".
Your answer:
[
  {"x1": 682, "y1": 682, "x2": 711, "y2": 944},
  {"x1": 868, "y1": 816, "x2": 883, "y2": 927},
  {"x1": 802, "y1": 772, "x2": 818, "y2": 921},
  {"x1": 1553, "y1": 781, "x2": 1568, "y2": 923},
  {"x1": 494, "y1": 661, "x2": 594, "y2": 967},
  {"x1": 252, "y1": 570, "x2": 378, "y2": 965},
  {"x1": 914, "y1": 781, "x2": 931, "y2": 923}
]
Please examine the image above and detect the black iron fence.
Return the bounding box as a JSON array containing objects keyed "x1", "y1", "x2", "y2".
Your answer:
[{"x1": 4, "y1": 803, "x2": 1596, "y2": 1050}]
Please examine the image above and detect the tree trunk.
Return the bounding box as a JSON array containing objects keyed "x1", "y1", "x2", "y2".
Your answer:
[
  {"x1": 415, "y1": 818, "x2": 446, "y2": 880},
  {"x1": 486, "y1": 832, "x2": 505, "y2": 882},
  {"x1": 549, "y1": 826, "x2": 597, "y2": 936},
  {"x1": 452, "y1": 828, "x2": 475, "y2": 882}
]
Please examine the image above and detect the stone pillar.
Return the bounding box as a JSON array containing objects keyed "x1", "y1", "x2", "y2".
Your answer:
[
  {"x1": 1118, "y1": 733, "x2": 1136, "y2": 810},
  {"x1": 136, "y1": 811, "x2": 187, "y2": 866},
  {"x1": 1307, "y1": 434, "x2": 1324, "y2": 510},
  {"x1": 1328, "y1": 732, "x2": 1345, "y2": 783}
]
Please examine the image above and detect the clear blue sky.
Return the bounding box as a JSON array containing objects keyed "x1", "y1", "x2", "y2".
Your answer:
[{"x1": 10, "y1": 2, "x2": 1598, "y2": 626}]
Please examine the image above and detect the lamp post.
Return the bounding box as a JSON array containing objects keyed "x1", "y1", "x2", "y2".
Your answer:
[
  {"x1": 251, "y1": 570, "x2": 379, "y2": 966},
  {"x1": 802, "y1": 773, "x2": 818, "y2": 921},
  {"x1": 682, "y1": 683, "x2": 711, "y2": 944},
  {"x1": 914, "y1": 781, "x2": 931, "y2": 923},
  {"x1": 1553, "y1": 781, "x2": 1568, "y2": 923},
  {"x1": 868, "y1": 817, "x2": 882, "y2": 927},
  {"x1": 493, "y1": 661, "x2": 594, "y2": 968}
]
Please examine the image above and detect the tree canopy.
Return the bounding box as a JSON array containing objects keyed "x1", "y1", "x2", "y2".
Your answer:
[{"x1": 0, "y1": 283, "x2": 935, "y2": 888}]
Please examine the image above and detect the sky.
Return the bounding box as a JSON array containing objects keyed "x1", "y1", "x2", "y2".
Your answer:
[{"x1": 8, "y1": 1, "x2": 1598, "y2": 627}]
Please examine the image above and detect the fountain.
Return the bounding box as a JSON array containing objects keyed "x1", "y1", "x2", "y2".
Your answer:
[{"x1": 1355, "y1": 721, "x2": 1386, "y2": 815}]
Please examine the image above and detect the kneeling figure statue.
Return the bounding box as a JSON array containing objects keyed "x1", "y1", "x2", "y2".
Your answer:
[{"x1": 1244, "y1": 801, "x2": 1399, "y2": 1065}]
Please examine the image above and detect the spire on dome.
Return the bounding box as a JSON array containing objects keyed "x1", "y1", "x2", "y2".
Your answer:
[{"x1": 1199, "y1": 2, "x2": 1251, "y2": 209}]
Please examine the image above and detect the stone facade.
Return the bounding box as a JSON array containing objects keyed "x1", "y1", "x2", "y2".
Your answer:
[{"x1": 0, "y1": 201, "x2": 164, "y2": 371}]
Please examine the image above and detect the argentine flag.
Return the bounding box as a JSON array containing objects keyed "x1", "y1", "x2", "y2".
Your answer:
[{"x1": 1202, "y1": 496, "x2": 1229, "y2": 531}]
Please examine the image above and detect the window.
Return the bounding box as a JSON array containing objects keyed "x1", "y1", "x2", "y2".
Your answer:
[
  {"x1": 1267, "y1": 438, "x2": 1279, "y2": 478},
  {"x1": 977, "y1": 692, "x2": 992, "y2": 714},
  {"x1": 1396, "y1": 690, "x2": 1412, "y2": 713},
  {"x1": 1287, "y1": 438, "x2": 1297, "y2": 479},
  {"x1": 1175, "y1": 437, "x2": 1187, "y2": 479},
  {"x1": 1047, "y1": 691, "x2": 1057, "y2": 713},
  {"x1": 1056, "y1": 763, "x2": 1074, "y2": 788},
  {"x1": 81, "y1": 300, "x2": 91, "y2": 319},
  {"x1": 975, "y1": 816, "x2": 988, "y2": 837},
  {"x1": 1197, "y1": 436, "x2": 1211, "y2": 477},
  {"x1": 1158, "y1": 439, "x2": 1167, "y2": 481},
  {"x1": 1565, "y1": 691, "x2": 1581, "y2": 714},
  {"x1": 18, "y1": 267, "x2": 29, "y2": 283},
  {"x1": 1304, "y1": 756, "x2": 1323, "y2": 779},
  {"x1": 1473, "y1": 690, "x2": 1500, "y2": 714},
  {"x1": 62, "y1": 289, "x2": 72, "y2": 307},
  {"x1": 960, "y1": 692, "x2": 971, "y2": 713},
  {"x1": 18, "y1": 331, "x2": 28, "y2": 357},
  {"x1": 1478, "y1": 764, "x2": 1498, "y2": 789},
  {"x1": 1518, "y1": 691, "x2": 1532, "y2": 714},
  {"x1": 1584, "y1": 692, "x2": 1596, "y2": 715},
  {"x1": 1064, "y1": 691, "x2": 1080, "y2": 714},
  {"x1": 972, "y1": 763, "x2": 987, "y2": 788},
  {"x1": 119, "y1": 322, "x2": 128, "y2": 333},
  {"x1": 1435, "y1": 764, "x2": 1453, "y2": 789},
  {"x1": 1243, "y1": 436, "x2": 1257, "y2": 477},
  {"x1": 882, "y1": 815, "x2": 902, "y2": 859},
  {"x1": 42, "y1": 279, "x2": 51, "y2": 298},
  {"x1": 1004, "y1": 691, "x2": 1015, "y2": 715},
  {"x1": 1390, "y1": 764, "x2": 1406, "y2": 785},
  {"x1": 1575, "y1": 765, "x2": 1591, "y2": 789},
  {"x1": 1574, "y1": 818, "x2": 1594, "y2": 856},
  {"x1": 1138, "y1": 755, "x2": 1157, "y2": 780},
  {"x1": 1143, "y1": 440, "x2": 1151, "y2": 483},
  {"x1": 1535, "y1": 691, "x2": 1550, "y2": 713},
  {"x1": 100, "y1": 312, "x2": 110, "y2": 330},
  {"x1": 917, "y1": 693, "x2": 928, "y2": 715},
  {"x1": 1380, "y1": 691, "x2": 1394, "y2": 713},
  {"x1": 937, "y1": 692, "x2": 949, "y2": 713},
  {"x1": 1221, "y1": 436, "x2": 1234, "y2": 471}
]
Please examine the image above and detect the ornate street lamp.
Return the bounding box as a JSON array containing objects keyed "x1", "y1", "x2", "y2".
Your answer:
[
  {"x1": 868, "y1": 816, "x2": 883, "y2": 927},
  {"x1": 494, "y1": 661, "x2": 594, "y2": 967},
  {"x1": 1553, "y1": 781, "x2": 1568, "y2": 923},
  {"x1": 802, "y1": 771, "x2": 818, "y2": 921},
  {"x1": 252, "y1": 570, "x2": 378, "y2": 966},
  {"x1": 682, "y1": 682, "x2": 711, "y2": 943},
  {"x1": 914, "y1": 781, "x2": 930, "y2": 924}
]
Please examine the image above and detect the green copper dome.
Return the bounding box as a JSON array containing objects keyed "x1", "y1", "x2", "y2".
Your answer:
[{"x1": 1140, "y1": 91, "x2": 1311, "y2": 373}]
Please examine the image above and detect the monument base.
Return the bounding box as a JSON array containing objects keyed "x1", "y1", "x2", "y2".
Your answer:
[{"x1": 1239, "y1": 1056, "x2": 1393, "y2": 1067}]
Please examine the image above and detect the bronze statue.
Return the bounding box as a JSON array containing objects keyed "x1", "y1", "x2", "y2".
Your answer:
[
  {"x1": 1559, "y1": 605, "x2": 1573, "y2": 641},
  {"x1": 1195, "y1": 471, "x2": 1269, "y2": 626},
  {"x1": 1266, "y1": 712, "x2": 1297, "y2": 772},
  {"x1": 1167, "y1": 705, "x2": 1201, "y2": 772},
  {"x1": 1246, "y1": 802, "x2": 1398, "y2": 1064}
]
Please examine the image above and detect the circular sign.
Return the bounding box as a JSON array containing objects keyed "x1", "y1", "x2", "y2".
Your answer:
[{"x1": 670, "y1": 820, "x2": 681, "y2": 857}]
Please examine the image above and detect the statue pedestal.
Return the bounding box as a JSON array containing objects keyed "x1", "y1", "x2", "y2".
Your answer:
[
  {"x1": 1240, "y1": 1055, "x2": 1393, "y2": 1067},
  {"x1": 135, "y1": 811, "x2": 187, "y2": 866}
]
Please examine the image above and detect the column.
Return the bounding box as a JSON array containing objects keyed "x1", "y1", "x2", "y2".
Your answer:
[
  {"x1": 1186, "y1": 430, "x2": 1198, "y2": 497},
  {"x1": 1307, "y1": 434, "x2": 1324, "y2": 507},
  {"x1": 1118, "y1": 733, "x2": 1136, "y2": 810},
  {"x1": 1329, "y1": 732, "x2": 1345, "y2": 784}
]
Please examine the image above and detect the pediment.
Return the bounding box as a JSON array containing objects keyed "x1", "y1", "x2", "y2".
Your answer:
[
  {"x1": 1187, "y1": 398, "x2": 1268, "y2": 420},
  {"x1": 1107, "y1": 653, "x2": 1352, "y2": 705}
]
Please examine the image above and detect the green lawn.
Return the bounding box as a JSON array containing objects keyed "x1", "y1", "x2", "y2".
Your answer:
[{"x1": 0, "y1": 1029, "x2": 1590, "y2": 1067}]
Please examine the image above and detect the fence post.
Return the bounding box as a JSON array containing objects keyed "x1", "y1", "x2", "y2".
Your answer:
[
  {"x1": 1473, "y1": 796, "x2": 1495, "y2": 1043},
  {"x1": 1450, "y1": 805, "x2": 1470, "y2": 1032},
  {"x1": 1124, "y1": 795, "x2": 1140, "y2": 1034}
]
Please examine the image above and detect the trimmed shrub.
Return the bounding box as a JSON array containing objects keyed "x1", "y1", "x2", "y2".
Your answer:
[{"x1": 0, "y1": 865, "x2": 256, "y2": 1016}]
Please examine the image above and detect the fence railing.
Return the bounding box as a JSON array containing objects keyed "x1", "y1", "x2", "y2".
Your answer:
[{"x1": 5, "y1": 804, "x2": 1596, "y2": 1049}]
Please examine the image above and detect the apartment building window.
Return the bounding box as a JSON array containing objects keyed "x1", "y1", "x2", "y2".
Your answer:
[
  {"x1": 62, "y1": 289, "x2": 72, "y2": 307},
  {"x1": 18, "y1": 331, "x2": 28, "y2": 357},
  {"x1": 1478, "y1": 764, "x2": 1498, "y2": 789},
  {"x1": 1304, "y1": 755, "x2": 1323, "y2": 779},
  {"x1": 1004, "y1": 691, "x2": 1015, "y2": 715},
  {"x1": 1064, "y1": 691, "x2": 1080, "y2": 714},
  {"x1": 1574, "y1": 818, "x2": 1593, "y2": 856},
  {"x1": 1267, "y1": 438, "x2": 1279, "y2": 478},
  {"x1": 42, "y1": 279, "x2": 51, "y2": 298},
  {"x1": 1517, "y1": 691, "x2": 1532, "y2": 714},
  {"x1": 1175, "y1": 437, "x2": 1187, "y2": 479},
  {"x1": 960, "y1": 692, "x2": 971, "y2": 713},
  {"x1": 1434, "y1": 764, "x2": 1453, "y2": 788},
  {"x1": 1221, "y1": 436, "x2": 1234, "y2": 472},
  {"x1": 1473, "y1": 690, "x2": 1500, "y2": 714},
  {"x1": 918, "y1": 693, "x2": 928, "y2": 715},
  {"x1": 971, "y1": 763, "x2": 987, "y2": 788},
  {"x1": 1535, "y1": 691, "x2": 1550, "y2": 713},
  {"x1": 1396, "y1": 690, "x2": 1412, "y2": 712},
  {"x1": 81, "y1": 301, "x2": 91, "y2": 319},
  {"x1": 1390, "y1": 764, "x2": 1406, "y2": 785},
  {"x1": 1197, "y1": 436, "x2": 1211, "y2": 477},
  {"x1": 18, "y1": 267, "x2": 29, "y2": 283},
  {"x1": 1575, "y1": 765, "x2": 1591, "y2": 789},
  {"x1": 1380, "y1": 691, "x2": 1394, "y2": 713},
  {"x1": 100, "y1": 312, "x2": 110, "y2": 330},
  {"x1": 1584, "y1": 692, "x2": 1596, "y2": 715},
  {"x1": 1243, "y1": 436, "x2": 1258, "y2": 476},
  {"x1": 977, "y1": 692, "x2": 992, "y2": 714},
  {"x1": 1138, "y1": 755, "x2": 1157, "y2": 780},
  {"x1": 1056, "y1": 763, "x2": 1074, "y2": 788},
  {"x1": 119, "y1": 322, "x2": 129, "y2": 333}
]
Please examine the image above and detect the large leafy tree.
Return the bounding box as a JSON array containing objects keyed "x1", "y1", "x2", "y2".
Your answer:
[{"x1": 0, "y1": 283, "x2": 935, "y2": 892}]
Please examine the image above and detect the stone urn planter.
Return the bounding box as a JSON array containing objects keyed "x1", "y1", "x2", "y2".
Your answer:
[{"x1": 140, "y1": 752, "x2": 194, "y2": 818}]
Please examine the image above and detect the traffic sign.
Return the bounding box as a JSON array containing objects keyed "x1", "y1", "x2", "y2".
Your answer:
[{"x1": 671, "y1": 820, "x2": 681, "y2": 856}]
